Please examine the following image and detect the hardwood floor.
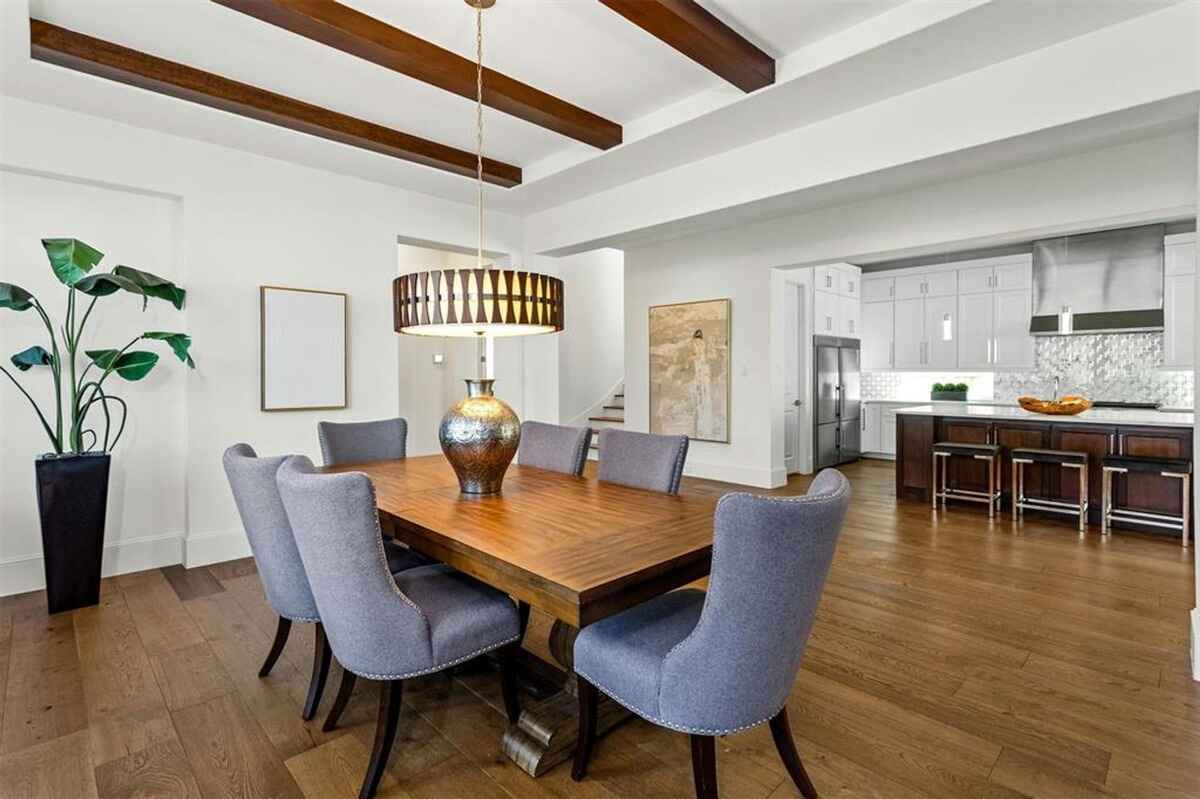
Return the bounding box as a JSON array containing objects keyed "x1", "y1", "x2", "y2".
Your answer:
[{"x1": 1, "y1": 459, "x2": 1197, "y2": 798}]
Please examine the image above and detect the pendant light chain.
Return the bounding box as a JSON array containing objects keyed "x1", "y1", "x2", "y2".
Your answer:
[{"x1": 475, "y1": 2, "x2": 484, "y2": 271}]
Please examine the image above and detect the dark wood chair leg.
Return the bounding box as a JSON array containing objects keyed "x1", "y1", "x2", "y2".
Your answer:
[
  {"x1": 302, "y1": 622, "x2": 332, "y2": 721},
  {"x1": 258, "y1": 616, "x2": 291, "y2": 677},
  {"x1": 690, "y1": 735, "x2": 718, "y2": 799},
  {"x1": 322, "y1": 668, "x2": 358, "y2": 732},
  {"x1": 769, "y1": 707, "x2": 818, "y2": 799},
  {"x1": 359, "y1": 679, "x2": 403, "y2": 799},
  {"x1": 517, "y1": 600, "x2": 531, "y2": 639},
  {"x1": 498, "y1": 644, "x2": 522, "y2": 724},
  {"x1": 571, "y1": 676, "x2": 598, "y2": 782}
]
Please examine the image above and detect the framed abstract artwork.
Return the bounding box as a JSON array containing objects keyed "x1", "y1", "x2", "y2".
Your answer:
[
  {"x1": 260, "y1": 285, "x2": 347, "y2": 411},
  {"x1": 648, "y1": 298, "x2": 730, "y2": 443}
]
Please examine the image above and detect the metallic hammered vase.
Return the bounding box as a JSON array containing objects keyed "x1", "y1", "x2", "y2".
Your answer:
[{"x1": 439, "y1": 378, "x2": 521, "y2": 495}]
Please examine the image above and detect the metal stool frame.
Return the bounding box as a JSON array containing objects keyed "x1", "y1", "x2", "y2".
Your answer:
[
  {"x1": 932, "y1": 449, "x2": 1001, "y2": 519},
  {"x1": 1102, "y1": 465, "x2": 1191, "y2": 548},
  {"x1": 1012, "y1": 456, "x2": 1088, "y2": 532}
]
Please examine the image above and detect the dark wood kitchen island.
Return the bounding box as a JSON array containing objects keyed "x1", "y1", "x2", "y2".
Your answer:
[{"x1": 895, "y1": 404, "x2": 1194, "y2": 529}]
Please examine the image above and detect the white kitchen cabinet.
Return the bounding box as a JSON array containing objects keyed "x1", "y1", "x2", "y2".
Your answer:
[
  {"x1": 814, "y1": 265, "x2": 839, "y2": 295},
  {"x1": 894, "y1": 273, "x2": 926, "y2": 301},
  {"x1": 992, "y1": 289, "x2": 1034, "y2": 368},
  {"x1": 880, "y1": 406, "x2": 897, "y2": 455},
  {"x1": 924, "y1": 295, "x2": 958, "y2": 369},
  {"x1": 861, "y1": 402, "x2": 881, "y2": 453},
  {"x1": 957, "y1": 265, "x2": 994, "y2": 295},
  {"x1": 957, "y1": 292, "x2": 994, "y2": 369},
  {"x1": 839, "y1": 295, "x2": 860, "y2": 338},
  {"x1": 959, "y1": 260, "x2": 1030, "y2": 294},
  {"x1": 893, "y1": 297, "x2": 925, "y2": 368},
  {"x1": 923, "y1": 270, "x2": 958, "y2": 297},
  {"x1": 861, "y1": 301, "x2": 894, "y2": 370},
  {"x1": 1164, "y1": 235, "x2": 1195, "y2": 368},
  {"x1": 814, "y1": 290, "x2": 838, "y2": 335},
  {"x1": 862, "y1": 276, "x2": 894, "y2": 303},
  {"x1": 994, "y1": 261, "x2": 1031, "y2": 291}
]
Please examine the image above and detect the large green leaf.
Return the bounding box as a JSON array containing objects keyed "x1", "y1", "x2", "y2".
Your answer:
[
  {"x1": 42, "y1": 238, "x2": 103, "y2": 286},
  {"x1": 143, "y1": 331, "x2": 195, "y2": 368},
  {"x1": 113, "y1": 266, "x2": 185, "y2": 310},
  {"x1": 0, "y1": 282, "x2": 36, "y2": 311},
  {"x1": 11, "y1": 345, "x2": 53, "y2": 371},
  {"x1": 86, "y1": 349, "x2": 159, "y2": 381},
  {"x1": 73, "y1": 272, "x2": 148, "y2": 308}
]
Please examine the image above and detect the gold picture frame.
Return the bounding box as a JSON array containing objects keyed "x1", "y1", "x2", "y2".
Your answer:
[
  {"x1": 648, "y1": 298, "x2": 731, "y2": 443},
  {"x1": 260, "y1": 285, "x2": 348, "y2": 412}
]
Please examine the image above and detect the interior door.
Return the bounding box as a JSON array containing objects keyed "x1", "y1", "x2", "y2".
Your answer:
[
  {"x1": 815, "y1": 345, "x2": 840, "y2": 425},
  {"x1": 992, "y1": 289, "x2": 1034, "y2": 368},
  {"x1": 893, "y1": 298, "x2": 924, "y2": 368},
  {"x1": 957, "y1": 292, "x2": 994, "y2": 369},
  {"x1": 861, "y1": 301, "x2": 893, "y2": 370},
  {"x1": 924, "y1": 295, "x2": 958, "y2": 369},
  {"x1": 783, "y1": 282, "x2": 802, "y2": 474}
]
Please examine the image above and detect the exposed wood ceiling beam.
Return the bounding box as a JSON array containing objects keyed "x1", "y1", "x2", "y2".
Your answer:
[
  {"x1": 29, "y1": 19, "x2": 521, "y2": 187},
  {"x1": 212, "y1": 0, "x2": 623, "y2": 150},
  {"x1": 599, "y1": 0, "x2": 774, "y2": 93}
]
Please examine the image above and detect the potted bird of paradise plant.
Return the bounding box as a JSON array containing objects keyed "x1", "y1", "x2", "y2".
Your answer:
[{"x1": 1, "y1": 239, "x2": 195, "y2": 613}]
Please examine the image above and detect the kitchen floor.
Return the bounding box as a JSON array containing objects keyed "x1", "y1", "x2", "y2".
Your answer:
[{"x1": 0, "y1": 460, "x2": 1196, "y2": 798}]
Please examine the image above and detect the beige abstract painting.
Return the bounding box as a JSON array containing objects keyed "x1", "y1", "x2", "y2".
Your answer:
[{"x1": 649, "y1": 298, "x2": 730, "y2": 442}]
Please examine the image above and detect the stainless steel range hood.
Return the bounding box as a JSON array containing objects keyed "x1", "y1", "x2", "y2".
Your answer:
[{"x1": 1030, "y1": 224, "x2": 1164, "y2": 335}]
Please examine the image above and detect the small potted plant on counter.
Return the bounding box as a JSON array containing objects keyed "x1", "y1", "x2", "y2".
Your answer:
[
  {"x1": 1, "y1": 239, "x2": 195, "y2": 613},
  {"x1": 931, "y1": 382, "x2": 969, "y2": 401}
]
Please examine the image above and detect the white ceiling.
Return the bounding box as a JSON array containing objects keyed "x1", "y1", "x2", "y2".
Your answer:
[{"x1": 2, "y1": 0, "x2": 1184, "y2": 216}]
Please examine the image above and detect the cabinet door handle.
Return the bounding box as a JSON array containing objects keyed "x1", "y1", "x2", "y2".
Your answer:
[
  {"x1": 889, "y1": 340, "x2": 894, "y2": 366},
  {"x1": 986, "y1": 338, "x2": 992, "y2": 363},
  {"x1": 889, "y1": 284, "x2": 894, "y2": 297},
  {"x1": 993, "y1": 337, "x2": 999, "y2": 364}
]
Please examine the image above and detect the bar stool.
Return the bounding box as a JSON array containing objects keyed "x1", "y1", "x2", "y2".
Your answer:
[
  {"x1": 1101, "y1": 455, "x2": 1192, "y2": 547},
  {"x1": 932, "y1": 442, "x2": 1002, "y2": 518},
  {"x1": 1010, "y1": 448, "x2": 1089, "y2": 531}
]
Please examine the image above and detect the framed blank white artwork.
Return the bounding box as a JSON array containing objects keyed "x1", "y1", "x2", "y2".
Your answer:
[{"x1": 260, "y1": 286, "x2": 348, "y2": 411}]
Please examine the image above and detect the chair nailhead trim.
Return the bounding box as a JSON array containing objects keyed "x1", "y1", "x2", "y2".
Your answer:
[{"x1": 575, "y1": 668, "x2": 783, "y2": 736}]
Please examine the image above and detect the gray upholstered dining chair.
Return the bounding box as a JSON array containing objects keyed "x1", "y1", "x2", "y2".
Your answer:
[
  {"x1": 317, "y1": 417, "x2": 408, "y2": 465},
  {"x1": 223, "y1": 444, "x2": 428, "y2": 724},
  {"x1": 221, "y1": 443, "x2": 332, "y2": 721},
  {"x1": 317, "y1": 416, "x2": 432, "y2": 572},
  {"x1": 597, "y1": 427, "x2": 689, "y2": 494},
  {"x1": 571, "y1": 468, "x2": 851, "y2": 799},
  {"x1": 276, "y1": 455, "x2": 523, "y2": 799},
  {"x1": 517, "y1": 420, "x2": 593, "y2": 476}
]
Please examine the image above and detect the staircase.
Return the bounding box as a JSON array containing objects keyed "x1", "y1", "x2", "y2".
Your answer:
[{"x1": 586, "y1": 384, "x2": 624, "y2": 453}]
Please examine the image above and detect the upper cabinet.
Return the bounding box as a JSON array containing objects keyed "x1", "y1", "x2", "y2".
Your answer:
[
  {"x1": 1164, "y1": 233, "x2": 1195, "y2": 369},
  {"x1": 812, "y1": 263, "x2": 862, "y2": 339},
  {"x1": 859, "y1": 254, "x2": 1034, "y2": 372},
  {"x1": 862, "y1": 276, "x2": 894, "y2": 303}
]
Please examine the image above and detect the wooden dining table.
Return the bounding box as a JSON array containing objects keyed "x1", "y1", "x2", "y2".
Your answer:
[{"x1": 319, "y1": 454, "x2": 719, "y2": 776}]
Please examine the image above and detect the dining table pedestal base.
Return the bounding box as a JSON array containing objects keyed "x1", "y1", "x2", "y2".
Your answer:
[{"x1": 502, "y1": 619, "x2": 632, "y2": 777}]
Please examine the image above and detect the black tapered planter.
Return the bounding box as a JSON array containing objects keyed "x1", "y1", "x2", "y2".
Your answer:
[{"x1": 35, "y1": 453, "x2": 110, "y2": 614}]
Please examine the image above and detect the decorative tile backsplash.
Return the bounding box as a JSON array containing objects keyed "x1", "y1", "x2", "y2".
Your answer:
[
  {"x1": 994, "y1": 333, "x2": 1193, "y2": 408},
  {"x1": 862, "y1": 333, "x2": 1194, "y2": 409}
]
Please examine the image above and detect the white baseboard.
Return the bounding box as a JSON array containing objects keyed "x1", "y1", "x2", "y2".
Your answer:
[
  {"x1": 0, "y1": 532, "x2": 182, "y2": 598},
  {"x1": 682, "y1": 460, "x2": 780, "y2": 489},
  {"x1": 184, "y1": 528, "x2": 251, "y2": 569},
  {"x1": 1192, "y1": 608, "x2": 1200, "y2": 682}
]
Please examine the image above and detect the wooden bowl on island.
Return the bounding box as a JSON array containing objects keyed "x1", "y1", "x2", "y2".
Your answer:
[{"x1": 1017, "y1": 395, "x2": 1093, "y2": 415}]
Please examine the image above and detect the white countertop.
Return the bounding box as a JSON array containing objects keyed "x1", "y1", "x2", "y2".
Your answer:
[{"x1": 892, "y1": 404, "x2": 1194, "y2": 428}]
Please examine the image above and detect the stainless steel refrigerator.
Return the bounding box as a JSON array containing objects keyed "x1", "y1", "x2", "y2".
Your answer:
[{"x1": 813, "y1": 335, "x2": 861, "y2": 469}]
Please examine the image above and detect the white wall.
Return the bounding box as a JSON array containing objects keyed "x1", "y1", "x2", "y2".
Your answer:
[
  {"x1": 624, "y1": 128, "x2": 1198, "y2": 489},
  {"x1": 556, "y1": 248, "x2": 624, "y2": 423},
  {"x1": 0, "y1": 96, "x2": 523, "y2": 594}
]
